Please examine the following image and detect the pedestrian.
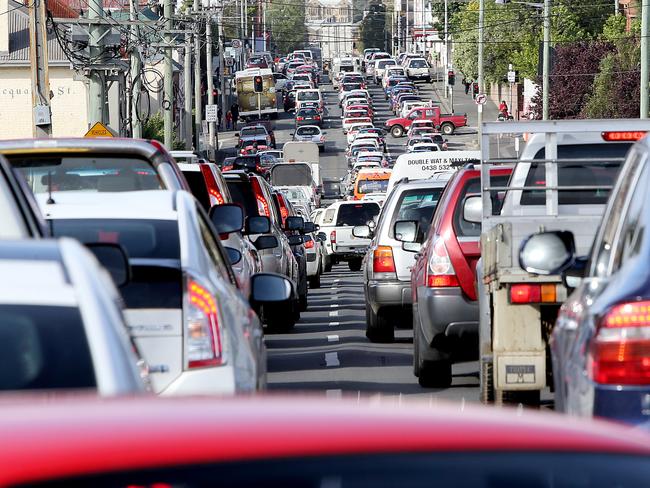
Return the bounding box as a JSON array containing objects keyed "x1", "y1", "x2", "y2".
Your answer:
[
  {"x1": 226, "y1": 110, "x2": 233, "y2": 130},
  {"x1": 217, "y1": 106, "x2": 223, "y2": 130},
  {"x1": 464, "y1": 78, "x2": 471, "y2": 95},
  {"x1": 499, "y1": 100, "x2": 509, "y2": 116},
  {"x1": 230, "y1": 102, "x2": 239, "y2": 129},
  {"x1": 472, "y1": 82, "x2": 479, "y2": 99}
]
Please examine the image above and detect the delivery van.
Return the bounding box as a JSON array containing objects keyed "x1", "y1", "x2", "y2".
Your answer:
[{"x1": 353, "y1": 168, "x2": 392, "y2": 200}]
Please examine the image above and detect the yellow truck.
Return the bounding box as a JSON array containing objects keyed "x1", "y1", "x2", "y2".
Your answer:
[{"x1": 234, "y1": 68, "x2": 278, "y2": 121}]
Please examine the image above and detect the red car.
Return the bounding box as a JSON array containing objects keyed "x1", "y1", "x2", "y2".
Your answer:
[
  {"x1": 385, "y1": 106, "x2": 467, "y2": 137},
  {"x1": 2, "y1": 396, "x2": 650, "y2": 486},
  {"x1": 410, "y1": 166, "x2": 512, "y2": 387}
]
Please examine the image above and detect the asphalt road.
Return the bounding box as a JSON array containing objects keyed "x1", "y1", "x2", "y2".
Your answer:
[{"x1": 221, "y1": 74, "x2": 482, "y2": 402}]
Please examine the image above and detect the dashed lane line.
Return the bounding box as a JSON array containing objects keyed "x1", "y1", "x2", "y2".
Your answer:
[
  {"x1": 325, "y1": 352, "x2": 340, "y2": 367},
  {"x1": 327, "y1": 334, "x2": 340, "y2": 343}
]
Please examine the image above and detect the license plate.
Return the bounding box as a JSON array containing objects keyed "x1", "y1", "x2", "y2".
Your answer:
[{"x1": 505, "y1": 365, "x2": 536, "y2": 384}]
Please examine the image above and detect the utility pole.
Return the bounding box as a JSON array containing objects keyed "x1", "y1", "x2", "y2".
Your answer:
[
  {"x1": 194, "y1": 0, "x2": 203, "y2": 151},
  {"x1": 642, "y1": 0, "x2": 649, "y2": 118},
  {"x1": 163, "y1": 0, "x2": 173, "y2": 146},
  {"x1": 130, "y1": 0, "x2": 142, "y2": 138},
  {"x1": 542, "y1": 0, "x2": 550, "y2": 120},
  {"x1": 184, "y1": 35, "x2": 193, "y2": 148},
  {"x1": 28, "y1": 0, "x2": 52, "y2": 137},
  {"x1": 477, "y1": 0, "x2": 484, "y2": 145},
  {"x1": 443, "y1": 0, "x2": 448, "y2": 98},
  {"x1": 87, "y1": 0, "x2": 106, "y2": 125},
  {"x1": 207, "y1": 17, "x2": 217, "y2": 159},
  {"x1": 218, "y1": 16, "x2": 228, "y2": 128},
  {"x1": 406, "y1": 0, "x2": 409, "y2": 52}
]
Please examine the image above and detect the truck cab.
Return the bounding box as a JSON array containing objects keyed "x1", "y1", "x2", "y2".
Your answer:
[{"x1": 385, "y1": 107, "x2": 467, "y2": 137}]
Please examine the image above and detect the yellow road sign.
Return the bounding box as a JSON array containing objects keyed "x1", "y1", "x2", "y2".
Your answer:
[{"x1": 84, "y1": 122, "x2": 115, "y2": 138}]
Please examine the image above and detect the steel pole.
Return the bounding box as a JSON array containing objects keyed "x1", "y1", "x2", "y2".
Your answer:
[
  {"x1": 130, "y1": 0, "x2": 142, "y2": 137},
  {"x1": 642, "y1": 0, "x2": 649, "y2": 118},
  {"x1": 163, "y1": 0, "x2": 173, "y2": 146},
  {"x1": 88, "y1": 0, "x2": 105, "y2": 126},
  {"x1": 542, "y1": 0, "x2": 550, "y2": 120},
  {"x1": 477, "y1": 0, "x2": 484, "y2": 146},
  {"x1": 184, "y1": 37, "x2": 192, "y2": 148},
  {"x1": 194, "y1": 0, "x2": 202, "y2": 150},
  {"x1": 207, "y1": 18, "x2": 217, "y2": 158},
  {"x1": 28, "y1": 0, "x2": 52, "y2": 136}
]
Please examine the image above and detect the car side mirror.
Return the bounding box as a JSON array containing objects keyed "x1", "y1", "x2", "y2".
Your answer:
[
  {"x1": 288, "y1": 235, "x2": 304, "y2": 246},
  {"x1": 85, "y1": 242, "x2": 131, "y2": 287},
  {"x1": 317, "y1": 232, "x2": 327, "y2": 241},
  {"x1": 303, "y1": 221, "x2": 316, "y2": 233},
  {"x1": 285, "y1": 216, "x2": 304, "y2": 231},
  {"x1": 245, "y1": 215, "x2": 271, "y2": 234},
  {"x1": 254, "y1": 235, "x2": 279, "y2": 250},
  {"x1": 225, "y1": 246, "x2": 242, "y2": 265},
  {"x1": 209, "y1": 203, "x2": 244, "y2": 236},
  {"x1": 463, "y1": 196, "x2": 482, "y2": 224},
  {"x1": 394, "y1": 220, "x2": 418, "y2": 243},
  {"x1": 352, "y1": 225, "x2": 371, "y2": 238},
  {"x1": 250, "y1": 272, "x2": 293, "y2": 305},
  {"x1": 402, "y1": 242, "x2": 422, "y2": 253},
  {"x1": 519, "y1": 231, "x2": 576, "y2": 276}
]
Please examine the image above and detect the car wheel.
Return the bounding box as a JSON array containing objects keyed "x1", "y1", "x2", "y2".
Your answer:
[
  {"x1": 366, "y1": 308, "x2": 395, "y2": 343},
  {"x1": 348, "y1": 258, "x2": 362, "y2": 272},
  {"x1": 324, "y1": 259, "x2": 332, "y2": 272},
  {"x1": 390, "y1": 125, "x2": 404, "y2": 138},
  {"x1": 309, "y1": 271, "x2": 321, "y2": 288},
  {"x1": 441, "y1": 123, "x2": 454, "y2": 136},
  {"x1": 299, "y1": 293, "x2": 308, "y2": 312}
]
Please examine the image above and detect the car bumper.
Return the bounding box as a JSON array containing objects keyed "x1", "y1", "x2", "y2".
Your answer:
[
  {"x1": 593, "y1": 386, "x2": 650, "y2": 426},
  {"x1": 416, "y1": 286, "x2": 478, "y2": 345},
  {"x1": 367, "y1": 279, "x2": 411, "y2": 313},
  {"x1": 159, "y1": 365, "x2": 244, "y2": 396},
  {"x1": 332, "y1": 245, "x2": 367, "y2": 258}
]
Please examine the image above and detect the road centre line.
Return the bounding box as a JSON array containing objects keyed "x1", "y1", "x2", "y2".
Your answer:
[
  {"x1": 325, "y1": 352, "x2": 340, "y2": 367},
  {"x1": 329, "y1": 310, "x2": 339, "y2": 317},
  {"x1": 329, "y1": 322, "x2": 340, "y2": 327},
  {"x1": 327, "y1": 334, "x2": 340, "y2": 343}
]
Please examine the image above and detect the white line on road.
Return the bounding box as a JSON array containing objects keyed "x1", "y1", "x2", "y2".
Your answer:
[
  {"x1": 329, "y1": 322, "x2": 340, "y2": 327},
  {"x1": 329, "y1": 310, "x2": 339, "y2": 317},
  {"x1": 325, "y1": 352, "x2": 340, "y2": 367},
  {"x1": 327, "y1": 334, "x2": 340, "y2": 343},
  {"x1": 330, "y1": 303, "x2": 339, "y2": 308}
]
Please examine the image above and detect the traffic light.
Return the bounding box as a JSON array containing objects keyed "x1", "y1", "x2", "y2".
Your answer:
[
  {"x1": 447, "y1": 70, "x2": 455, "y2": 86},
  {"x1": 253, "y1": 75, "x2": 263, "y2": 93}
]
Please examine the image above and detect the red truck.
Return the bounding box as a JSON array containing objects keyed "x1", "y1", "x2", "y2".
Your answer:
[{"x1": 385, "y1": 106, "x2": 467, "y2": 137}]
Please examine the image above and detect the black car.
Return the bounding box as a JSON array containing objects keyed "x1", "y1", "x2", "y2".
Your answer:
[{"x1": 295, "y1": 108, "x2": 322, "y2": 128}]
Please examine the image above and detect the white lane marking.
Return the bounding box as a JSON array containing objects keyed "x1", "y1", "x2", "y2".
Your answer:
[
  {"x1": 329, "y1": 322, "x2": 340, "y2": 327},
  {"x1": 330, "y1": 303, "x2": 339, "y2": 308},
  {"x1": 329, "y1": 310, "x2": 339, "y2": 317},
  {"x1": 326, "y1": 389, "x2": 343, "y2": 398},
  {"x1": 325, "y1": 352, "x2": 340, "y2": 367},
  {"x1": 333, "y1": 279, "x2": 340, "y2": 283},
  {"x1": 327, "y1": 334, "x2": 340, "y2": 343}
]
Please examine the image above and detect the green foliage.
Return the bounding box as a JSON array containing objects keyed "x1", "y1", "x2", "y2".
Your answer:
[
  {"x1": 267, "y1": 0, "x2": 308, "y2": 53},
  {"x1": 143, "y1": 113, "x2": 185, "y2": 150},
  {"x1": 359, "y1": 1, "x2": 388, "y2": 53}
]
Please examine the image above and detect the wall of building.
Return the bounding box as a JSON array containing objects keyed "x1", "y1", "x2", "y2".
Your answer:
[{"x1": 0, "y1": 66, "x2": 88, "y2": 138}]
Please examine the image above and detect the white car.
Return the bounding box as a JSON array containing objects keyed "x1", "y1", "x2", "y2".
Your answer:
[
  {"x1": 41, "y1": 190, "x2": 293, "y2": 395},
  {"x1": 373, "y1": 58, "x2": 397, "y2": 84},
  {"x1": 346, "y1": 122, "x2": 375, "y2": 144},
  {"x1": 405, "y1": 57, "x2": 432, "y2": 81},
  {"x1": 382, "y1": 67, "x2": 407, "y2": 88},
  {"x1": 339, "y1": 88, "x2": 372, "y2": 105},
  {"x1": 342, "y1": 117, "x2": 372, "y2": 134},
  {"x1": 0, "y1": 238, "x2": 148, "y2": 395},
  {"x1": 408, "y1": 142, "x2": 441, "y2": 153},
  {"x1": 407, "y1": 119, "x2": 437, "y2": 135},
  {"x1": 293, "y1": 125, "x2": 326, "y2": 150},
  {"x1": 400, "y1": 101, "x2": 426, "y2": 118}
]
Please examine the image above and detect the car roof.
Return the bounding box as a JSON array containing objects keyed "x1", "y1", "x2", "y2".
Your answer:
[
  {"x1": 297, "y1": 125, "x2": 321, "y2": 130},
  {"x1": 0, "y1": 138, "x2": 161, "y2": 160},
  {"x1": 36, "y1": 190, "x2": 179, "y2": 221}
]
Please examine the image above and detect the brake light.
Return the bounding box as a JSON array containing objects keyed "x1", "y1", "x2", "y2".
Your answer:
[
  {"x1": 296, "y1": 116, "x2": 304, "y2": 121},
  {"x1": 330, "y1": 230, "x2": 336, "y2": 243},
  {"x1": 250, "y1": 177, "x2": 270, "y2": 217},
  {"x1": 184, "y1": 277, "x2": 223, "y2": 369},
  {"x1": 509, "y1": 284, "x2": 557, "y2": 304},
  {"x1": 589, "y1": 301, "x2": 650, "y2": 385},
  {"x1": 200, "y1": 166, "x2": 225, "y2": 206},
  {"x1": 601, "y1": 131, "x2": 647, "y2": 142},
  {"x1": 373, "y1": 246, "x2": 396, "y2": 273},
  {"x1": 222, "y1": 165, "x2": 233, "y2": 172},
  {"x1": 426, "y1": 237, "x2": 458, "y2": 288},
  {"x1": 314, "y1": 115, "x2": 321, "y2": 120},
  {"x1": 304, "y1": 239, "x2": 315, "y2": 249},
  {"x1": 277, "y1": 193, "x2": 289, "y2": 226}
]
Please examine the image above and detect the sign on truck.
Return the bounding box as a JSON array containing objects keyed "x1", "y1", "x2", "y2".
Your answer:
[{"x1": 235, "y1": 68, "x2": 278, "y2": 121}]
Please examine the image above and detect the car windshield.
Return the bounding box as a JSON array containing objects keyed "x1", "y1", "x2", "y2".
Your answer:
[
  {"x1": 241, "y1": 127, "x2": 267, "y2": 136},
  {"x1": 390, "y1": 186, "x2": 444, "y2": 237},
  {"x1": 336, "y1": 203, "x2": 380, "y2": 226},
  {"x1": 410, "y1": 59, "x2": 428, "y2": 68},
  {"x1": 357, "y1": 179, "x2": 389, "y2": 194},
  {"x1": 0, "y1": 304, "x2": 96, "y2": 391},
  {"x1": 299, "y1": 91, "x2": 320, "y2": 101},
  {"x1": 10, "y1": 156, "x2": 164, "y2": 194},
  {"x1": 297, "y1": 127, "x2": 320, "y2": 136}
]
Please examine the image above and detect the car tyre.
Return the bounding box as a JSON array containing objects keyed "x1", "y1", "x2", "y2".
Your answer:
[
  {"x1": 309, "y1": 270, "x2": 321, "y2": 288},
  {"x1": 440, "y1": 123, "x2": 454, "y2": 136},
  {"x1": 299, "y1": 293, "x2": 308, "y2": 312},
  {"x1": 390, "y1": 125, "x2": 404, "y2": 138},
  {"x1": 418, "y1": 360, "x2": 452, "y2": 388},
  {"x1": 348, "y1": 258, "x2": 362, "y2": 271},
  {"x1": 366, "y1": 308, "x2": 395, "y2": 343},
  {"x1": 324, "y1": 259, "x2": 333, "y2": 272}
]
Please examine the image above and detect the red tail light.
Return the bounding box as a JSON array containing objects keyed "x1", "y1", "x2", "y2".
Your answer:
[
  {"x1": 601, "y1": 131, "x2": 647, "y2": 142},
  {"x1": 222, "y1": 165, "x2": 233, "y2": 172},
  {"x1": 426, "y1": 236, "x2": 458, "y2": 288},
  {"x1": 276, "y1": 193, "x2": 289, "y2": 226},
  {"x1": 199, "y1": 165, "x2": 225, "y2": 206},
  {"x1": 314, "y1": 115, "x2": 321, "y2": 120},
  {"x1": 250, "y1": 177, "x2": 270, "y2": 217},
  {"x1": 184, "y1": 277, "x2": 223, "y2": 369},
  {"x1": 296, "y1": 116, "x2": 304, "y2": 121},
  {"x1": 304, "y1": 239, "x2": 315, "y2": 249},
  {"x1": 590, "y1": 301, "x2": 650, "y2": 385},
  {"x1": 373, "y1": 246, "x2": 395, "y2": 273},
  {"x1": 330, "y1": 230, "x2": 336, "y2": 243},
  {"x1": 509, "y1": 284, "x2": 557, "y2": 304}
]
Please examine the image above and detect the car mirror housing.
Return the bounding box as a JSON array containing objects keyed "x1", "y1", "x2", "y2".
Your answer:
[
  {"x1": 402, "y1": 242, "x2": 422, "y2": 253},
  {"x1": 288, "y1": 235, "x2": 304, "y2": 246},
  {"x1": 463, "y1": 196, "x2": 482, "y2": 224},
  {"x1": 519, "y1": 231, "x2": 576, "y2": 276},
  {"x1": 250, "y1": 272, "x2": 293, "y2": 304},
  {"x1": 85, "y1": 242, "x2": 131, "y2": 287},
  {"x1": 225, "y1": 246, "x2": 243, "y2": 265},
  {"x1": 352, "y1": 225, "x2": 371, "y2": 238},
  {"x1": 254, "y1": 235, "x2": 279, "y2": 250},
  {"x1": 394, "y1": 220, "x2": 418, "y2": 243},
  {"x1": 285, "y1": 216, "x2": 305, "y2": 231},
  {"x1": 245, "y1": 215, "x2": 271, "y2": 235},
  {"x1": 303, "y1": 221, "x2": 316, "y2": 233},
  {"x1": 209, "y1": 203, "x2": 244, "y2": 235}
]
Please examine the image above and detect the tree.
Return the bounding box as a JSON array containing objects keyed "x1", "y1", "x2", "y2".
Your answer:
[
  {"x1": 267, "y1": 0, "x2": 308, "y2": 53},
  {"x1": 143, "y1": 113, "x2": 185, "y2": 150},
  {"x1": 359, "y1": 2, "x2": 388, "y2": 52}
]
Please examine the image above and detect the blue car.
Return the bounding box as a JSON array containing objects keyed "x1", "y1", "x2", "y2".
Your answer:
[{"x1": 519, "y1": 137, "x2": 650, "y2": 425}]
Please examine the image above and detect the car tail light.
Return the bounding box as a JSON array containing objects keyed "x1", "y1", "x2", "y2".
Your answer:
[
  {"x1": 184, "y1": 277, "x2": 223, "y2": 369},
  {"x1": 314, "y1": 115, "x2": 321, "y2": 120},
  {"x1": 200, "y1": 166, "x2": 225, "y2": 206},
  {"x1": 222, "y1": 165, "x2": 233, "y2": 172},
  {"x1": 330, "y1": 230, "x2": 336, "y2": 243},
  {"x1": 250, "y1": 177, "x2": 270, "y2": 217},
  {"x1": 426, "y1": 236, "x2": 459, "y2": 288},
  {"x1": 589, "y1": 301, "x2": 650, "y2": 385},
  {"x1": 304, "y1": 239, "x2": 315, "y2": 249},
  {"x1": 601, "y1": 131, "x2": 647, "y2": 142},
  {"x1": 296, "y1": 116, "x2": 304, "y2": 121},
  {"x1": 276, "y1": 193, "x2": 289, "y2": 226},
  {"x1": 509, "y1": 284, "x2": 557, "y2": 304},
  {"x1": 373, "y1": 246, "x2": 395, "y2": 273}
]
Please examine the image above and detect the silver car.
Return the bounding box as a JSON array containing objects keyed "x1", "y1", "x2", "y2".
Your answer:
[
  {"x1": 0, "y1": 238, "x2": 148, "y2": 394},
  {"x1": 357, "y1": 178, "x2": 451, "y2": 342},
  {"x1": 293, "y1": 125, "x2": 325, "y2": 150}
]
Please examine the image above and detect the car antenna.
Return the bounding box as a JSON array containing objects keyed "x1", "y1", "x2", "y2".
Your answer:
[{"x1": 46, "y1": 170, "x2": 55, "y2": 205}]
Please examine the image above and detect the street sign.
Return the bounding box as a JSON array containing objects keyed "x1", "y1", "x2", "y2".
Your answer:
[
  {"x1": 231, "y1": 39, "x2": 242, "y2": 49},
  {"x1": 84, "y1": 121, "x2": 114, "y2": 138},
  {"x1": 475, "y1": 94, "x2": 487, "y2": 105},
  {"x1": 507, "y1": 70, "x2": 517, "y2": 83},
  {"x1": 225, "y1": 57, "x2": 234, "y2": 67},
  {"x1": 205, "y1": 104, "x2": 219, "y2": 123}
]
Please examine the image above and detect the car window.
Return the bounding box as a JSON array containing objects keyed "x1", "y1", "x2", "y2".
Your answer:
[
  {"x1": 521, "y1": 144, "x2": 631, "y2": 205},
  {"x1": 11, "y1": 156, "x2": 164, "y2": 194},
  {"x1": 336, "y1": 203, "x2": 380, "y2": 226},
  {"x1": 323, "y1": 208, "x2": 336, "y2": 224},
  {"x1": 453, "y1": 174, "x2": 510, "y2": 238},
  {"x1": 390, "y1": 187, "x2": 444, "y2": 239},
  {"x1": 182, "y1": 170, "x2": 210, "y2": 210},
  {"x1": 357, "y1": 179, "x2": 389, "y2": 194},
  {"x1": 298, "y1": 91, "x2": 320, "y2": 101},
  {"x1": 410, "y1": 59, "x2": 428, "y2": 68},
  {"x1": 197, "y1": 207, "x2": 235, "y2": 284},
  {"x1": 297, "y1": 127, "x2": 320, "y2": 136},
  {"x1": 226, "y1": 180, "x2": 259, "y2": 218},
  {"x1": 0, "y1": 304, "x2": 96, "y2": 391}
]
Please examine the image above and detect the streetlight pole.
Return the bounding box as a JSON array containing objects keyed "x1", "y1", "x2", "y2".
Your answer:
[
  {"x1": 477, "y1": 0, "x2": 484, "y2": 145},
  {"x1": 542, "y1": 0, "x2": 550, "y2": 120},
  {"x1": 642, "y1": 0, "x2": 648, "y2": 118}
]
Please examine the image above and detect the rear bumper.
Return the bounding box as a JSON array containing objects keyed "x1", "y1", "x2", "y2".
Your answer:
[
  {"x1": 593, "y1": 386, "x2": 650, "y2": 426},
  {"x1": 416, "y1": 286, "x2": 478, "y2": 344},
  {"x1": 159, "y1": 365, "x2": 246, "y2": 396},
  {"x1": 306, "y1": 252, "x2": 319, "y2": 275},
  {"x1": 332, "y1": 245, "x2": 367, "y2": 259},
  {"x1": 367, "y1": 279, "x2": 411, "y2": 313}
]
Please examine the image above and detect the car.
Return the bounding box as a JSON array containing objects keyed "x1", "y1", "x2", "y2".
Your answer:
[
  {"x1": 295, "y1": 107, "x2": 323, "y2": 127},
  {"x1": 43, "y1": 190, "x2": 284, "y2": 394},
  {"x1": 404, "y1": 166, "x2": 512, "y2": 386},
  {"x1": 405, "y1": 57, "x2": 433, "y2": 81},
  {"x1": 284, "y1": 90, "x2": 297, "y2": 112},
  {"x1": 277, "y1": 185, "x2": 315, "y2": 214},
  {"x1": 409, "y1": 143, "x2": 442, "y2": 153},
  {"x1": 342, "y1": 117, "x2": 373, "y2": 134},
  {"x1": 321, "y1": 177, "x2": 343, "y2": 201},
  {"x1": 293, "y1": 125, "x2": 326, "y2": 150},
  {"x1": 295, "y1": 88, "x2": 323, "y2": 111},
  {"x1": 356, "y1": 178, "x2": 450, "y2": 343},
  {"x1": 352, "y1": 168, "x2": 391, "y2": 200},
  {"x1": 517, "y1": 135, "x2": 650, "y2": 425},
  {"x1": 346, "y1": 122, "x2": 376, "y2": 144},
  {"x1": 303, "y1": 231, "x2": 324, "y2": 288},
  {"x1": 373, "y1": 58, "x2": 397, "y2": 84},
  {"x1": 0, "y1": 238, "x2": 148, "y2": 394},
  {"x1": 225, "y1": 171, "x2": 301, "y2": 330},
  {"x1": 238, "y1": 122, "x2": 276, "y2": 148}
]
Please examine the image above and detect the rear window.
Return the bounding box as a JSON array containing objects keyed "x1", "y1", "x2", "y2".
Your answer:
[
  {"x1": 297, "y1": 126, "x2": 320, "y2": 136},
  {"x1": 227, "y1": 180, "x2": 259, "y2": 217},
  {"x1": 182, "y1": 170, "x2": 210, "y2": 210},
  {"x1": 298, "y1": 91, "x2": 320, "y2": 101},
  {"x1": 272, "y1": 165, "x2": 313, "y2": 186},
  {"x1": 520, "y1": 144, "x2": 631, "y2": 205},
  {"x1": 357, "y1": 179, "x2": 389, "y2": 194},
  {"x1": 377, "y1": 60, "x2": 396, "y2": 69},
  {"x1": 336, "y1": 203, "x2": 380, "y2": 226},
  {"x1": 11, "y1": 156, "x2": 163, "y2": 194},
  {"x1": 0, "y1": 305, "x2": 96, "y2": 391},
  {"x1": 410, "y1": 59, "x2": 428, "y2": 68},
  {"x1": 390, "y1": 187, "x2": 444, "y2": 238},
  {"x1": 51, "y1": 219, "x2": 182, "y2": 309},
  {"x1": 453, "y1": 175, "x2": 510, "y2": 237},
  {"x1": 340, "y1": 65, "x2": 353, "y2": 72},
  {"x1": 298, "y1": 109, "x2": 319, "y2": 117},
  {"x1": 241, "y1": 127, "x2": 266, "y2": 136}
]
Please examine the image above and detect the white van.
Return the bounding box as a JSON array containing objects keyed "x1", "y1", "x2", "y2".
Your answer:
[
  {"x1": 295, "y1": 89, "x2": 323, "y2": 110},
  {"x1": 386, "y1": 150, "x2": 481, "y2": 194}
]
